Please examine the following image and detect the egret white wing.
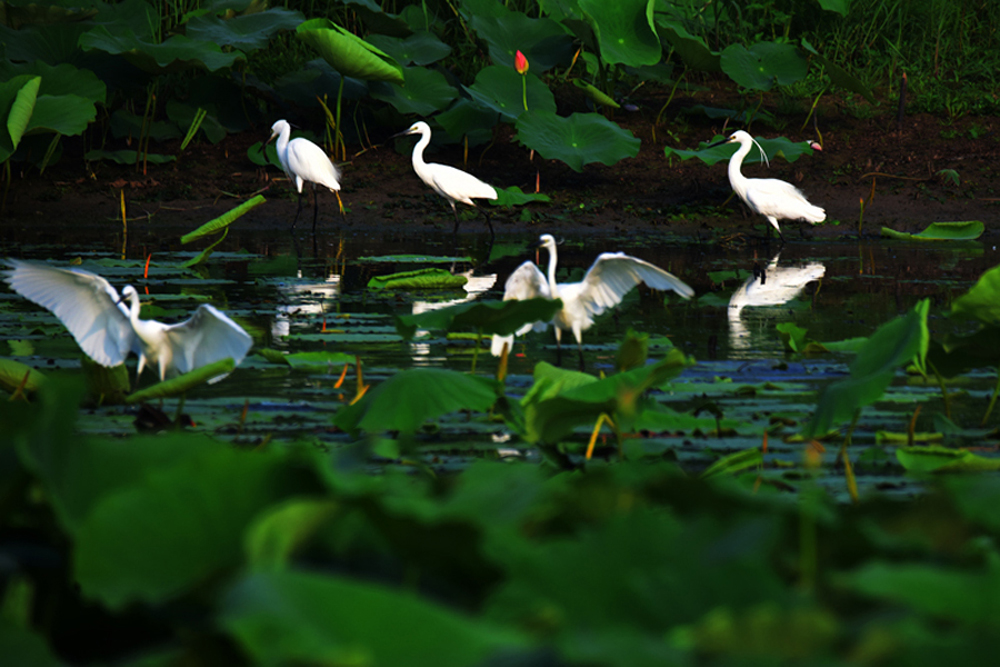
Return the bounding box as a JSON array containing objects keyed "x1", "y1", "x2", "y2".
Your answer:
[
  {"x1": 2, "y1": 259, "x2": 136, "y2": 366},
  {"x1": 286, "y1": 138, "x2": 341, "y2": 192},
  {"x1": 490, "y1": 260, "x2": 551, "y2": 356},
  {"x1": 746, "y1": 179, "x2": 825, "y2": 222},
  {"x1": 428, "y1": 163, "x2": 497, "y2": 204},
  {"x1": 163, "y1": 304, "x2": 253, "y2": 375},
  {"x1": 575, "y1": 253, "x2": 694, "y2": 317}
]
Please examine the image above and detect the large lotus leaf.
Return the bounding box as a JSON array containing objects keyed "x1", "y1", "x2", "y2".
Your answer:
[
  {"x1": 665, "y1": 134, "x2": 816, "y2": 166},
  {"x1": 840, "y1": 561, "x2": 1000, "y2": 624},
  {"x1": 0, "y1": 61, "x2": 105, "y2": 105},
  {"x1": 469, "y1": 11, "x2": 574, "y2": 72},
  {"x1": 0, "y1": 624, "x2": 64, "y2": 667},
  {"x1": 74, "y1": 446, "x2": 291, "y2": 609},
  {"x1": 457, "y1": 0, "x2": 507, "y2": 20},
  {"x1": 515, "y1": 110, "x2": 640, "y2": 172},
  {"x1": 655, "y1": 18, "x2": 721, "y2": 72},
  {"x1": 80, "y1": 28, "x2": 244, "y2": 73},
  {"x1": 802, "y1": 299, "x2": 929, "y2": 439},
  {"x1": 84, "y1": 149, "x2": 176, "y2": 165},
  {"x1": 369, "y1": 66, "x2": 457, "y2": 116},
  {"x1": 880, "y1": 221, "x2": 984, "y2": 241},
  {"x1": 434, "y1": 98, "x2": 499, "y2": 146},
  {"x1": 522, "y1": 348, "x2": 693, "y2": 443},
  {"x1": 296, "y1": 18, "x2": 404, "y2": 83},
  {"x1": 273, "y1": 59, "x2": 369, "y2": 108},
  {"x1": 951, "y1": 264, "x2": 1000, "y2": 326},
  {"x1": 0, "y1": 23, "x2": 89, "y2": 64},
  {"x1": 896, "y1": 446, "x2": 1000, "y2": 474},
  {"x1": 927, "y1": 327, "x2": 1000, "y2": 378},
  {"x1": 0, "y1": 357, "x2": 46, "y2": 394},
  {"x1": 721, "y1": 41, "x2": 807, "y2": 91},
  {"x1": 221, "y1": 570, "x2": 526, "y2": 667},
  {"x1": 366, "y1": 30, "x2": 451, "y2": 66},
  {"x1": 801, "y1": 38, "x2": 874, "y2": 103},
  {"x1": 6, "y1": 76, "x2": 40, "y2": 151},
  {"x1": 537, "y1": 0, "x2": 584, "y2": 22},
  {"x1": 466, "y1": 65, "x2": 556, "y2": 122},
  {"x1": 333, "y1": 368, "x2": 499, "y2": 436},
  {"x1": 0, "y1": 1, "x2": 97, "y2": 29},
  {"x1": 185, "y1": 7, "x2": 304, "y2": 52},
  {"x1": 25, "y1": 94, "x2": 96, "y2": 137},
  {"x1": 394, "y1": 297, "x2": 564, "y2": 339},
  {"x1": 579, "y1": 0, "x2": 660, "y2": 67}
]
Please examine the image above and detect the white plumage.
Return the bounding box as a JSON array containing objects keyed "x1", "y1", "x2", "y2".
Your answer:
[
  {"x1": 718, "y1": 130, "x2": 825, "y2": 240},
  {"x1": 266, "y1": 119, "x2": 343, "y2": 231},
  {"x1": 490, "y1": 234, "x2": 695, "y2": 367},
  {"x1": 3, "y1": 259, "x2": 253, "y2": 382},
  {"x1": 393, "y1": 121, "x2": 498, "y2": 237}
]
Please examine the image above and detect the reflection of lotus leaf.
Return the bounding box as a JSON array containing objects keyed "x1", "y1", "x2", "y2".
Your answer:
[
  {"x1": 720, "y1": 41, "x2": 807, "y2": 91},
  {"x1": 296, "y1": 18, "x2": 404, "y2": 83},
  {"x1": 515, "y1": 110, "x2": 640, "y2": 172},
  {"x1": 579, "y1": 0, "x2": 660, "y2": 67}
]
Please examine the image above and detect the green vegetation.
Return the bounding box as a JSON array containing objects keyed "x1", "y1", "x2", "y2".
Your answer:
[{"x1": 2, "y1": 0, "x2": 998, "y2": 179}]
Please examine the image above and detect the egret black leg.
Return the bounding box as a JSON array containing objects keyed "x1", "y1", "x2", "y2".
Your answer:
[
  {"x1": 450, "y1": 202, "x2": 461, "y2": 236},
  {"x1": 577, "y1": 342, "x2": 585, "y2": 372},
  {"x1": 482, "y1": 208, "x2": 495, "y2": 240},
  {"x1": 291, "y1": 192, "x2": 305, "y2": 230},
  {"x1": 311, "y1": 187, "x2": 320, "y2": 233}
]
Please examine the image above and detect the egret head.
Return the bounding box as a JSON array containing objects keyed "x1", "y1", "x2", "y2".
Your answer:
[
  {"x1": 727, "y1": 130, "x2": 769, "y2": 168},
  {"x1": 535, "y1": 234, "x2": 557, "y2": 250},
  {"x1": 392, "y1": 121, "x2": 430, "y2": 139}
]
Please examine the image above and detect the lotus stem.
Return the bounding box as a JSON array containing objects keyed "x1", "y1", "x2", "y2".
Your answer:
[
  {"x1": 928, "y1": 360, "x2": 951, "y2": 420},
  {"x1": 521, "y1": 75, "x2": 528, "y2": 112}
]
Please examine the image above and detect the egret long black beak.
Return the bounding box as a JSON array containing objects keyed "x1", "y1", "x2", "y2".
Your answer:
[
  {"x1": 706, "y1": 136, "x2": 732, "y2": 148},
  {"x1": 388, "y1": 127, "x2": 416, "y2": 140}
]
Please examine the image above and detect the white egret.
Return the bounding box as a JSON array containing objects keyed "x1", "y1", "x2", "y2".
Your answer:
[
  {"x1": 490, "y1": 234, "x2": 695, "y2": 369},
  {"x1": 2, "y1": 259, "x2": 253, "y2": 383},
  {"x1": 712, "y1": 130, "x2": 825, "y2": 241},
  {"x1": 264, "y1": 119, "x2": 344, "y2": 232},
  {"x1": 391, "y1": 121, "x2": 498, "y2": 238}
]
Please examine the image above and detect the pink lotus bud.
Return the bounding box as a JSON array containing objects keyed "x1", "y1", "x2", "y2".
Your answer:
[{"x1": 515, "y1": 50, "x2": 529, "y2": 75}]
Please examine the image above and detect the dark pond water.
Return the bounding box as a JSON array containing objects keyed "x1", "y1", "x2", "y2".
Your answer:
[{"x1": 2, "y1": 220, "x2": 998, "y2": 499}]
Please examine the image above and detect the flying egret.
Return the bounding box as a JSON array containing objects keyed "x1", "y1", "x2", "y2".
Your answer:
[
  {"x1": 490, "y1": 234, "x2": 695, "y2": 369},
  {"x1": 264, "y1": 119, "x2": 344, "y2": 232},
  {"x1": 2, "y1": 259, "x2": 253, "y2": 383},
  {"x1": 391, "y1": 121, "x2": 498, "y2": 238},
  {"x1": 711, "y1": 130, "x2": 825, "y2": 241}
]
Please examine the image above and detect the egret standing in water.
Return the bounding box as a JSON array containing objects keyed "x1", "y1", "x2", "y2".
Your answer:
[
  {"x1": 491, "y1": 234, "x2": 695, "y2": 369},
  {"x1": 3, "y1": 260, "x2": 253, "y2": 383},
  {"x1": 391, "y1": 121, "x2": 498, "y2": 238},
  {"x1": 264, "y1": 119, "x2": 344, "y2": 232},
  {"x1": 711, "y1": 130, "x2": 825, "y2": 241}
]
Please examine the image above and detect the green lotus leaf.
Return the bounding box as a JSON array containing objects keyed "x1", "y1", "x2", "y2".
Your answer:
[
  {"x1": 394, "y1": 297, "x2": 563, "y2": 340},
  {"x1": 880, "y1": 221, "x2": 984, "y2": 241},
  {"x1": 492, "y1": 185, "x2": 551, "y2": 207},
  {"x1": 366, "y1": 30, "x2": 451, "y2": 66},
  {"x1": 80, "y1": 28, "x2": 244, "y2": 73},
  {"x1": 579, "y1": 0, "x2": 660, "y2": 67},
  {"x1": 801, "y1": 38, "x2": 875, "y2": 103},
  {"x1": 0, "y1": 624, "x2": 63, "y2": 666},
  {"x1": 185, "y1": 7, "x2": 304, "y2": 52},
  {"x1": 515, "y1": 110, "x2": 640, "y2": 172},
  {"x1": 0, "y1": 357, "x2": 46, "y2": 394},
  {"x1": 665, "y1": 134, "x2": 816, "y2": 166},
  {"x1": 369, "y1": 66, "x2": 458, "y2": 116},
  {"x1": 272, "y1": 60, "x2": 370, "y2": 109},
  {"x1": 221, "y1": 570, "x2": 526, "y2": 666},
  {"x1": 573, "y1": 79, "x2": 620, "y2": 108},
  {"x1": 802, "y1": 300, "x2": 930, "y2": 439},
  {"x1": 434, "y1": 98, "x2": 499, "y2": 146},
  {"x1": 296, "y1": 18, "x2": 404, "y2": 83},
  {"x1": 951, "y1": 264, "x2": 1000, "y2": 326},
  {"x1": 721, "y1": 41, "x2": 807, "y2": 91},
  {"x1": 0, "y1": 61, "x2": 106, "y2": 106},
  {"x1": 817, "y1": 0, "x2": 850, "y2": 15},
  {"x1": 896, "y1": 446, "x2": 1000, "y2": 473},
  {"x1": 466, "y1": 65, "x2": 556, "y2": 122},
  {"x1": 368, "y1": 268, "x2": 468, "y2": 291},
  {"x1": 468, "y1": 11, "x2": 574, "y2": 72},
  {"x1": 284, "y1": 351, "x2": 356, "y2": 373},
  {"x1": 25, "y1": 94, "x2": 96, "y2": 137},
  {"x1": 125, "y1": 358, "x2": 237, "y2": 403},
  {"x1": 927, "y1": 327, "x2": 1000, "y2": 377},
  {"x1": 181, "y1": 195, "x2": 266, "y2": 244},
  {"x1": 655, "y1": 18, "x2": 721, "y2": 72},
  {"x1": 7, "y1": 76, "x2": 39, "y2": 149},
  {"x1": 333, "y1": 368, "x2": 500, "y2": 436}
]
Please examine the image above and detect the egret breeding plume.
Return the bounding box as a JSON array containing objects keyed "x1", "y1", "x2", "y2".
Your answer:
[
  {"x1": 711, "y1": 130, "x2": 825, "y2": 241},
  {"x1": 2, "y1": 259, "x2": 253, "y2": 383},
  {"x1": 491, "y1": 234, "x2": 695, "y2": 369},
  {"x1": 264, "y1": 119, "x2": 344, "y2": 232},
  {"x1": 391, "y1": 121, "x2": 498, "y2": 238}
]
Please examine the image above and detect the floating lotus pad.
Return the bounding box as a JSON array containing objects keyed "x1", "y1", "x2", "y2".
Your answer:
[{"x1": 880, "y1": 221, "x2": 984, "y2": 241}]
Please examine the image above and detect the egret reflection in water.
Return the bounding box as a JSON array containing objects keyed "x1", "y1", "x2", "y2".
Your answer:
[
  {"x1": 272, "y1": 271, "x2": 342, "y2": 339},
  {"x1": 728, "y1": 255, "x2": 825, "y2": 354}
]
